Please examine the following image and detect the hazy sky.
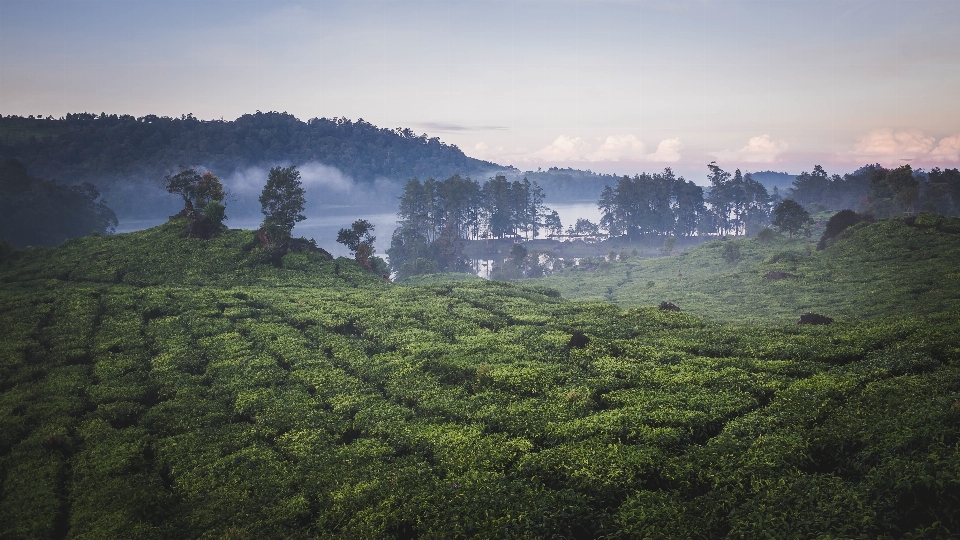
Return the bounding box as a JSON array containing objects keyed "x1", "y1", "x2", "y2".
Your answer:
[{"x1": 2, "y1": 0, "x2": 959, "y2": 182}]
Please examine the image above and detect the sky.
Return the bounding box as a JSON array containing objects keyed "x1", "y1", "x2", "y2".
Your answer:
[{"x1": 1, "y1": 0, "x2": 959, "y2": 183}]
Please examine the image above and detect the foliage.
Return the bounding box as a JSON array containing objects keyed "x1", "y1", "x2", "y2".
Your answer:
[
  {"x1": 336, "y1": 219, "x2": 375, "y2": 254},
  {"x1": 0, "y1": 113, "x2": 497, "y2": 186},
  {"x1": 1, "y1": 220, "x2": 959, "y2": 538},
  {"x1": 388, "y1": 175, "x2": 556, "y2": 275},
  {"x1": 533, "y1": 214, "x2": 960, "y2": 325},
  {"x1": 599, "y1": 167, "x2": 707, "y2": 238},
  {"x1": 259, "y1": 166, "x2": 306, "y2": 233},
  {"x1": 705, "y1": 164, "x2": 771, "y2": 236},
  {"x1": 163, "y1": 168, "x2": 227, "y2": 238},
  {"x1": 756, "y1": 226, "x2": 777, "y2": 244},
  {"x1": 817, "y1": 209, "x2": 871, "y2": 250},
  {"x1": 786, "y1": 163, "x2": 960, "y2": 218},
  {"x1": 0, "y1": 158, "x2": 118, "y2": 247},
  {"x1": 163, "y1": 168, "x2": 225, "y2": 212},
  {"x1": 772, "y1": 198, "x2": 811, "y2": 238},
  {"x1": 337, "y1": 219, "x2": 377, "y2": 272}
]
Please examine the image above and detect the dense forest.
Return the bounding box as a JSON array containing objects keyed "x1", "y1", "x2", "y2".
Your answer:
[
  {"x1": 1, "y1": 213, "x2": 959, "y2": 538},
  {"x1": 0, "y1": 112, "x2": 500, "y2": 186},
  {"x1": 0, "y1": 158, "x2": 118, "y2": 248}
]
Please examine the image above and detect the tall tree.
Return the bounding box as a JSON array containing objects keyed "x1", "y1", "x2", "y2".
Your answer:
[
  {"x1": 259, "y1": 165, "x2": 306, "y2": 252},
  {"x1": 672, "y1": 177, "x2": 706, "y2": 237},
  {"x1": 483, "y1": 175, "x2": 514, "y2": 239},
  {"x1": 705, "y1": 162, "x2": 733, "y2": 235}
]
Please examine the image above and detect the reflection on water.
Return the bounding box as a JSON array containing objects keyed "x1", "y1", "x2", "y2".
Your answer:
[{"x1": 114, "y1": 199, "x2": 603, "y2": 273}]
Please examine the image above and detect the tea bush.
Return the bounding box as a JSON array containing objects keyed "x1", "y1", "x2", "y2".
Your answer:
[{"x1": 1, "y1": 221, "x2": 958, "y2": 538}]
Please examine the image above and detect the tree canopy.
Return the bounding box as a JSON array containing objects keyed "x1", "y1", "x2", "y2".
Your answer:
[
  {"x1": 259, "y1": 166, "x2": 306, "y2": 233},
  {"x1": 0, "y1": 158, "x2": 117, "y2": 247},
  {"x1": 772, "y1": 199, "x2": 811, "y2": 238},
  {"x1": 0, "y1": 113, "x2": 498, "y2": 185},
  {"x1": 387, "y1": 174, "x2": 556, "y2": 277}
]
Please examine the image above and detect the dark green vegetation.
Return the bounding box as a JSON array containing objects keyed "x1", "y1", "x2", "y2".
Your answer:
[
  {"x1": 532, "y1": 214, "x2": 960, "y2": 326},
  {"x1": 0, "y1": 159, "x2": 118, "y2": 248},
  {"x1": 388, "y1": 175, "x2": 560, "y2": 278},
  {"x1": 0, "y1": 113, "x2": 497, "y2": 184},
  {"x1": 163, "y1": 168, "x2": 228, "y2": 239},
  {"x1": 2, "y1": 217, "x2": 960, "y2": 538}
]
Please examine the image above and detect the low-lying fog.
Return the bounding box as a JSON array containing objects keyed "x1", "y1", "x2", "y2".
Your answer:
[{"x1": 111, "y1": 162, "x2": 602, "y2": 261}]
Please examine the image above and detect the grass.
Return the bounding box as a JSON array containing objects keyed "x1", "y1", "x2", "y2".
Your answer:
[
  {"x1": 1, "y1": 216, "x2": 959, "y2": 538},
  {"x1": 529, "y1": 214, "x2": 960, "y2": 325}
]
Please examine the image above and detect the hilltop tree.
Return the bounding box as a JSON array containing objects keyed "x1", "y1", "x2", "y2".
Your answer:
[
  {"x1": 257, "y1": 165, "x2": 306, "y2": 256},
  {"x1": 260, "y1": 166, "x2": 306, "y2": 232},
  {"x1": 164, "y1": 168, "x2": 225, "y2": 212},
  {"x1": 337, "y1": 219, "x2": 377, "y2": 271},
  {"x1": 772, "y1": 199, "x2": 810, "y2": 239},
  {"x1": 164, "y1": 168, "x2": 227, "y2": 237}
]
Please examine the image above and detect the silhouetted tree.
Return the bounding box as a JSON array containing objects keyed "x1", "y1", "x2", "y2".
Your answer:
[{"x1": 337, "y1": 219, "x2": 376, "y2": 271}]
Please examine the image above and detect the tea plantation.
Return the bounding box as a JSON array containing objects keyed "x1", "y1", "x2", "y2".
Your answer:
[
  {"x1": 1, "y1": 218, "x2": 959, "y2": 538},
  {"x1": 533, "y1": 214, "x2": 960, "y2": 325}
]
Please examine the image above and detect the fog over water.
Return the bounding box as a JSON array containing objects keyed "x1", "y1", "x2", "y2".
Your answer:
[{"x1": 112, "y1": 161, "x2": 606, "y2": 263}]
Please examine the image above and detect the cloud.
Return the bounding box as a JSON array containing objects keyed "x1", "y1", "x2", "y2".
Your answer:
[
  {"x1": 852, "y1": 128, "x2": 935, "y2": 157},
  {"x1": 738, "y1": 135, "x2": 789, "y2": 163},
  {"x1": 534, "y1": 135, "x2": 591, "y2": 161},
  {"x1": 297, "y1": 162, "x2": 354, "y2": 192},
  {"x1": 471, "y1": 141, "x2": 509, "y2": 161},
  {"x1": 587, "y1": 134, "x2": 646, "y2": 161},
  {"x1": 222, "y1": 161, "x2": 354, "y2": 198},
  {"x1": 414, "y1": 122, "x2": 509, "y2": 133},
  {"x1": 709, "y1": 135, "x2": 789, "y2": 163},
  {"x1": 929, "y1": 134, "x2": 960, "y2": 162},
  {"x1": 647, "y1": 138, "x2": 682, "y2": 162}
]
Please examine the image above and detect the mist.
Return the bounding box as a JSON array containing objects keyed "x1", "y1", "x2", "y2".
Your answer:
[{"x1": 106, "y1": 161, "x2": 404, "y2": 258}]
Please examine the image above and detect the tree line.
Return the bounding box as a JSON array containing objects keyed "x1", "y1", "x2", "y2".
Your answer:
[
  {"x1": 0, "y1": 158, "x2": 118, "y2": 248},
  {"x1": 381, "y1": 161, "x2": 960, "y2": 279},
  {"x1": 596, "y1": 162, "x2": 960, "y2": 242},
  {"x1": 386, "y1": 175, "x2": 562, "y2": 277},
  {"x1": 0, "y1": 112, "x2": 498, "y2": 184},
  {"x1": 595, "y1": 164, "x2": 773, "y2": 239}
]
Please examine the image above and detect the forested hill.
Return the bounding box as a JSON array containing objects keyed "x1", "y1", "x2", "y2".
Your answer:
[{"x1": 0, "y1": 112, "x2": 502, "y2": 183}]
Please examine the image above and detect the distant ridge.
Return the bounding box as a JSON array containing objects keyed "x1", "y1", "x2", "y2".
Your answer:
[{"x1": 0, "y1": 112, "x2": 502, "y2": 183}]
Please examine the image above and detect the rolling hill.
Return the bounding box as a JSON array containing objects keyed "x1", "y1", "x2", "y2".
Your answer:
[{"x1": 0, "y1": 218, "x2": 958, "y2": 538}]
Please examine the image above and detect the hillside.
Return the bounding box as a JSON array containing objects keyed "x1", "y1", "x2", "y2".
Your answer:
[
  {"x1": 1, "y1": 221, "x2": 959, "y2": 538},
  {"x1": 531, "y1": 214, "x2": 960, "y2": 325},
  {"x1": 0, "y1": 113, "x2": 500, "y2": 185}
]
